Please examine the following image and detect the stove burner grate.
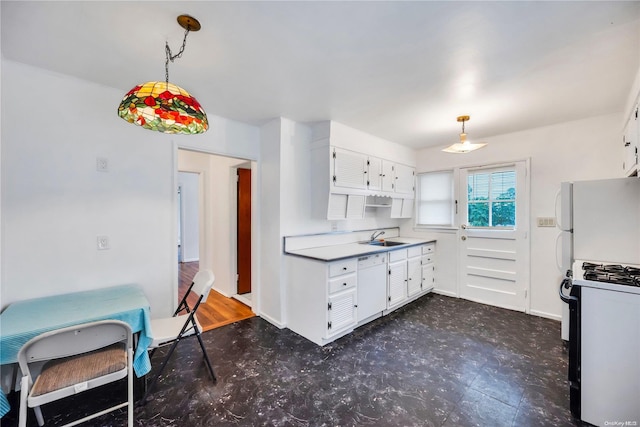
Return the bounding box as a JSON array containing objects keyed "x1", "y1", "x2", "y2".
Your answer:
[{"x1": 582, "y1": 262, "x2": 640, "y2": 287}]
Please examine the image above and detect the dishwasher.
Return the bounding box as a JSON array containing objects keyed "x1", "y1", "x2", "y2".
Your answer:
[{"x1": 357, "y1": 253, "x2": 387, "y2": 323}]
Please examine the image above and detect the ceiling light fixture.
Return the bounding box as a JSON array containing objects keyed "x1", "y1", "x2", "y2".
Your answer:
[
  {"x1": 442, "y1": 115, "x2": 487, "y2": 154},
  {"x1": 117, "y1": 15, "x2": 208, "y2": 135}
]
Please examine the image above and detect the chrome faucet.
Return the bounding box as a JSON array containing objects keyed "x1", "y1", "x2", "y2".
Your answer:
[{"x1": 370, "y1": 230, "x2": 385, "y2": 241}]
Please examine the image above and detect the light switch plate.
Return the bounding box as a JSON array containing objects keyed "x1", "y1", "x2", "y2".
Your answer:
[
  {"x1": 536, "y1": 217, "x2": 556, "y2": 227},
  {"x1": 97, "y1": 235, "x2": 110, "y2": 250},
  {"x1": 96, "y1": 157, "x2": 108, "y2": 172}
]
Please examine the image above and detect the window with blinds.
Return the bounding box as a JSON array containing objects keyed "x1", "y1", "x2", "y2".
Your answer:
[
  {"x1": 416, "y1": 171, "x2": 454, "y2": 227},
  {"x1": 467, "y1": 168, "x2": 516, "y2": 228}
]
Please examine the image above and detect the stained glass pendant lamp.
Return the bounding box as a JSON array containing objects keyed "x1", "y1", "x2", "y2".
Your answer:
[
  {"x1": 442, "y1": 115, "x2": 487, "y2": 153},
  {"x1": 118, "y1": 15, "x2": 208, "y2": 135}
]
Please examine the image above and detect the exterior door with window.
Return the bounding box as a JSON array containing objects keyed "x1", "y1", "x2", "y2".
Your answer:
[{"x1": 458, "y1": 162, "x2": 529, "y2": 312}]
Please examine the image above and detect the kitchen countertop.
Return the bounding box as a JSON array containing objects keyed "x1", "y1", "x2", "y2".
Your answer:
[{"x1": 284, "y1": 237, "x2": 435, "y2": 262}]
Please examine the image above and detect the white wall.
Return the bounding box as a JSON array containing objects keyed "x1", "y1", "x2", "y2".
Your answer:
[
  {"x1": 1, "y1": 60, "x2": 260, "y2": 317},
  {"x1": 401, "y1": 113, "x2": 622, "y2": 320},
  {"x1": 259, "y1": 118, "x2": 284, "y2": 326},
  {"x1": 178, "y1": 171, "x2": 200, "y2": 262}
]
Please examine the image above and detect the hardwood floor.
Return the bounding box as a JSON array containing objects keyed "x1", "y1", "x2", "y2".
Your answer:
[{"x1": 178, "y1": 261, "x2": 255, "y2": 331}]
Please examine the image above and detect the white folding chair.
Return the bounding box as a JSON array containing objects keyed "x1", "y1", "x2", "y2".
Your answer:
[
  {"x1": 142, "y1": 269, "x2": 216, "y2": 402},
  {"x1": 17, "y1": 320, "x2": 133, "y2": 427}
]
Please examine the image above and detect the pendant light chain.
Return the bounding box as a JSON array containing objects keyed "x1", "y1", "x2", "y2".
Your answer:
[{"x1": 165, "y1": 28, "x2": 191, "y2": 85}]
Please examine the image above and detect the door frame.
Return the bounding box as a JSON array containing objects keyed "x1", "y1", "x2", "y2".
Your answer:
[
  {"x1": 455, "y1": 159, "x2": 531, "y2": 314},
  {"x1": 171, "y1": 143, "x2": 259, "y2": 316}
]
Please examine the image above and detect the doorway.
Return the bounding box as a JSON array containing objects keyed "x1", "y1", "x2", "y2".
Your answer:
[{"x1": 176, "y1": 149, "x2": 256, "y2": 329}]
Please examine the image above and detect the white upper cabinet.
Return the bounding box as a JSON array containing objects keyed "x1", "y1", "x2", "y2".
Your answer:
[
  {"x1": 330, "y1": 147, "x2": 414, "y2": 196},
  {"x1": 310, "y1": 126, "x2": 416, "y2": 219},
  {"x1": 390, "y1": 198, "x2": 414, "y2": 219},
  {"x1": 394, "y1": 163, "x2": 415, "y2": 194},
  {"x1": 623, "y1": 104, "x2": 638, "y2": 177},
  {"x1": 381, "y1": 161, "x2": 395, "y2": 192},
  {"x1": 367, "y1": 156, "x2": 383, "y2": 191},
  {"x1": 332, "y1": 148, "x2": 368, "y2": 190}
]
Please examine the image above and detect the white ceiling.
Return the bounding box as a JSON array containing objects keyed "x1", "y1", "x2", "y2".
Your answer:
[{"x1": 2, "y1": 1, "x2": 639, "y2": 149}]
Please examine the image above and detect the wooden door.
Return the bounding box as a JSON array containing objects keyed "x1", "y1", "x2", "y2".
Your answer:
[{"x1": 237, "y1": 168, "x2": 252, "y2": 294}]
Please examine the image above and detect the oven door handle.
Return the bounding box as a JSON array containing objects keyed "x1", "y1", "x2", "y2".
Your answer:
[{"x1": 559, "y1": 278, "x2": 577, "y2": 304}]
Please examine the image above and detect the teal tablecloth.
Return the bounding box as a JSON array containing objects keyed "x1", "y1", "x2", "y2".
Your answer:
[{"x1": 0, "y1": 284, "x2": 153, "y2": 417}]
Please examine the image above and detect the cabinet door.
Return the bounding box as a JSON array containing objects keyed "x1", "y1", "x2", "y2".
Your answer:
[
  {"x1": 367, "y1": 157, "x2": 383, "y2": 191},
  {"x1": 623, "y1": 106, "x2": 638, "y2": 176},
  {"x1": 327, "y1": 289, "x2": 357, "y2": 336},
  {"x1": 346, "y1": 195, "x2": 366, "y2": 219},
  {"x1": 333, "y1": 148, "x2": 367, "y2": 189},
  {"x1": 381, "y1": 161, "x2": 395, "y2": 192},
  {"x1": 401, "y1": 199, "x2": 414, "y2": 218},
  {"x1": 395, "y1": 163, "x2": 415, "y2": 194},
  {"x1": 422, "y1": 264, "x2": 435, "y2": 293},
  {"x1": 390, "y1": 198, "x2": 414, "y2": 219},
  {"x1": 327, "y1": 193, "x2": 348, "y2": 219},
  {"x1": 388, "y1": 262, "x2": 407, "y2": 308},
  {"x1": 390, "y1": 198, "x2": 403, "y2": 218},
  {"x1": 407, "y1": 258, "x2": 422, "y2": 297}
]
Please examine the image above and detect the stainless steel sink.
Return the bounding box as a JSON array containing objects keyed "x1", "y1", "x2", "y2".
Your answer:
[{"x1": 362, "y1": 240, "x2": 406, "y2": 247}]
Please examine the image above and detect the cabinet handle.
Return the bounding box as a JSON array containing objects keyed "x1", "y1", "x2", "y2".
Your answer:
[
  {"x1": 343, "y1": 267, "x2": 347, "y2": 270},
  {"x1": 625, "y1": 142, "x2": 631, "y2": 147},
  {"x1": 343, "y1": 282, "x2": 347, "y2": 286}
]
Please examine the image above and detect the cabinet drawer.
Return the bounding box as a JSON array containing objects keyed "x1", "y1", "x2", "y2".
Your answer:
[
  {"x1": 329, "y1": 259, "x2": 357, "y2": 277},
  {"x1": 329, "y1": 274, "x2": 357, "y2": 294},
  {"x1": 422, "y1": 244, "x2": 435, "y2": 255},
  {"x1": 407, "y1": 246, "x2": 422, "y2": 258},
  {"x1": 388, "y1": 248, "x2": 407, "y2": 263},
  {"x1": 422, "y1": 254, "x2": 435, "y2": 265}
]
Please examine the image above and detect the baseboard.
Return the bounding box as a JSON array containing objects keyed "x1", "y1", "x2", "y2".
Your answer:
[
  {"x1": 433, "y1": 289, "x2": 457, "y2": 298},
  {"x1": 530, "y1": 309, "x2": 561, "y2": 321},
  {"x1": 259, "y1": 312, "x2": 286, "y2": 329},
  {"x1": 233, "y1": 293, "x2": 252, "y2": 308},
  {"x1": 182, "y1": 258, "x2": 199, "y2": 263},
  {"x1": 212, "y1": 286, "x2": 232, "y2": 298}
]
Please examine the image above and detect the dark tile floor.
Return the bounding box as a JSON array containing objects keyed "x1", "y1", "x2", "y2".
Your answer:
[{"x1": 3, "y1": 294, "x2": 579, "y2": 427}]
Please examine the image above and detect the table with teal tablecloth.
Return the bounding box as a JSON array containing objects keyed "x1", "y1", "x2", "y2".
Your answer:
[{"x1": 0, "y1": 284, "x2": 153, "y2": 417}]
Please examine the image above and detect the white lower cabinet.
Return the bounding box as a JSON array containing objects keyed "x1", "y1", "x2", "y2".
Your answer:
[
  {"x1": 421, "y1": 244, "x2": 436, "y2": 293},
  {"x1": 286, "y1": 241, "x2": 436, "y2": 346},
  {"x1": 387, "y1": 249, "x2": 408, "y2": 309},
  {"x1": 328, "y1": 289, "x2": 357, "y2": 334},
  {"x1": 387, "y1": 243, "x2": 436, "y2": 311},
  {"x1": 407, "y1": 250, "x2": 422, "y2": 298},
  {"x1": 287, "y1": 256, "x2": 358, "y2": 346}
]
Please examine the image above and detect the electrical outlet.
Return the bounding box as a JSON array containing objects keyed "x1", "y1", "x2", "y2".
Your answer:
[
  {"x1": 331, "y1": 222, "x2": 338, "y2": 232},
  {"x1": 97, "y1": 235, "x2": 110, "y2": 250},
  {"x1": 536, "y1": 217, "x2": 556, "y2": 227},
  {"x1": 96, "y1": 157, "x2": 109, "y2": 172}
]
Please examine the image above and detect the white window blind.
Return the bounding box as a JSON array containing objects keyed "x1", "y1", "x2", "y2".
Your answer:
[{"x1": 417, "y1": 171, "x2": 454, "y2": 227}]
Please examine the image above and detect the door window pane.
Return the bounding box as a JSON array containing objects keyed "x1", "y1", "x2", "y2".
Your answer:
[{"x1": 467, "y1": 169, "x2": 516, "y2": 228}]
